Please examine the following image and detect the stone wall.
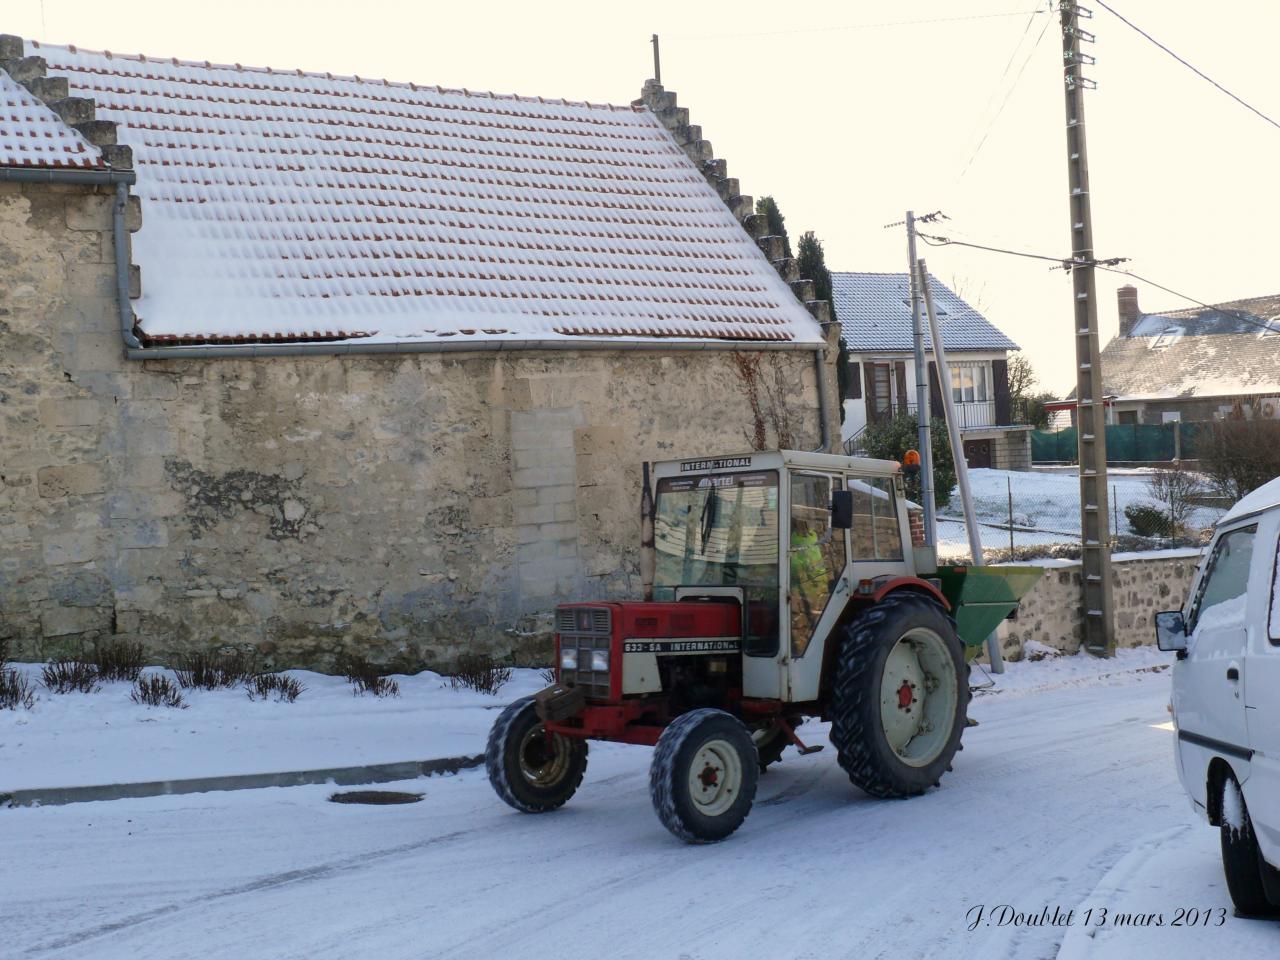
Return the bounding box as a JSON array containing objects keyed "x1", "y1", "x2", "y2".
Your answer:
[
  {"x1": 1, "y1": 178, "x2": 829, "y2": 671},
  {"x1": 991, "y1": 550, "x2": 1202, "y2": 660}
]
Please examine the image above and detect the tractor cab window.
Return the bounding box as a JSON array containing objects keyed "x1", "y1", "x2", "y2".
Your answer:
[
  {"x1": 848, "y1": 476, "x2": 904, "y2": 561},
  {"x1": 653, "y1": 471, "x2": 780, "y2": 656},
  {"x1": 789, "y1": 473, "x2": 848, "y2": 658}
]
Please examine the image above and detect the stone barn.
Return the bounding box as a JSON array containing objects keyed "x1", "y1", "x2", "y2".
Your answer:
[{"x1": 0, "y1": 36, "x2": 838, "y2": 669}]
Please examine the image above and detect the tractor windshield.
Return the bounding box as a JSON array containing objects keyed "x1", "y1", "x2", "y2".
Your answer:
[
  {"x1": 653, "y1": 471, "x2": 780, "y2": 654},
  {"x1": 653, "y1": 471, "x2": 779, "y2": 592}
]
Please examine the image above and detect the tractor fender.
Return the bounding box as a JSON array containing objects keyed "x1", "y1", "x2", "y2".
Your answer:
[{"x1": 849, "y1": 575, "x2": 950, "y2": 611}]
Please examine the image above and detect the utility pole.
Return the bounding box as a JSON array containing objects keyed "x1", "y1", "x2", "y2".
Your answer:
[
  {"x1": 1059, "y1": 1, "x2": 1115, "y2": 656},
  {"x1": 651, "y1": 34, "x2": 661, "y2": 83},
  {"x1": 905, "y1": 211, "x2": 935, "y2": 544}
]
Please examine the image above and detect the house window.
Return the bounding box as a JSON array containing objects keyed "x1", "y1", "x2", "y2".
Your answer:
[
  {"x1": 1151, "y1": 326, "x2": 1183, "y2": 350},
  {"x1": 949, "y1": 362, "x2": 990, "y2": 404}
]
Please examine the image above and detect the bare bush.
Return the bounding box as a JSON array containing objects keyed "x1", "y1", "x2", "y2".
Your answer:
[
  {"x1": 41, "y1": 659, "x2": 101, "y2": 694},
  {"x1": 446, "y1": 653, "x2": 513, "y2": 695},
  {"x1": 0, "y1": 668, "x2": 35, "y2": 710},
  {"x1": 176, "y1": 650, "x2": 255, "y2": 690},
  {"x1": 1146, "y1": 466, "x2": 1206, "y2": 534},
  {"x1": 539, "y1": 666, "x2": 556, "y2": 684},
  {"x1": 245, "y1": 672, "x2": 305, "y2": 703},
  {"x1": 131, "y1": 674, "x2": 187, "y2": 709},
  {"x1": 1201, "y1": 420, "x2": 1280, "y2": 502},
  {"x1": 338, "y1": 655, "x2": 400, "y2": 698},
  {"x1": 92, "y1": 640, "x2": 146, "y2": 682}
]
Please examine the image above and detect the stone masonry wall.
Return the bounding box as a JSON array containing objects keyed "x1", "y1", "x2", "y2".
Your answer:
[
  {"x1": 0, "y1": 179, "x2": 826, "y2": 671},
  {"x1": 990, "y1": 551, "x2": 1202, "y2": 661}
]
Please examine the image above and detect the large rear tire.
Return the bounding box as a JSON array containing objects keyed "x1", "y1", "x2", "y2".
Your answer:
[
  {"x1": 486, "y1": 697, "x2": 587, "y2": 813},
  {"x1": 650, "y1": 709, "x2": 759, "y2": 843},
  {"x1": 829, "y1": 592, "x2": 968, "y2": 799},
  {"x1": 1220, "y1": 773, "x2": 1279, "y2": 915}
]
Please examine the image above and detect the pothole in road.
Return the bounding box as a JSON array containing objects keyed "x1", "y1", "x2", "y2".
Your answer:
[{"x1": 328, "y1": 790, "x2": 424, "y2": 805}]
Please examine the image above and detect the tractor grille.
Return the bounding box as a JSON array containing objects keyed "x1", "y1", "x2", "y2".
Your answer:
[{"x1": 557, "y1": 606, "x2": 612, "y2": 700}]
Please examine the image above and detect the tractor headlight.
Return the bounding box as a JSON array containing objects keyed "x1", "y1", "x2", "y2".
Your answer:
[
  {"x1": 590, "y1": 649, "x2": 610, "y2": 672},
  {"x1": 560, "y1": 648, "x2": 578, "y2": 671}
]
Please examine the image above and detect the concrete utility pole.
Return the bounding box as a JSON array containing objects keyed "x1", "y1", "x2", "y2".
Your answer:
[
  {"x1": 905, "y1": 211, "x2": 935, "y2": 545},
  {"x1": 651, "y1": 34, "x2": 661, "y2": 84},
  {"x1": 1059, "y1": 1, "x2": 1116, "y2": 656}
]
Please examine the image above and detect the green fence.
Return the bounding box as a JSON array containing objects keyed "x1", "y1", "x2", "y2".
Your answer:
[{"x1": 1032, "y1": 422, "x2": 1215, "y2": 463}]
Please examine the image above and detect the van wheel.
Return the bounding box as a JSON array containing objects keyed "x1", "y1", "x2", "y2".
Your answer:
[
  {"x1": 1220, "y1": 773, "x2": 1278, "y2": 915},
  {"x1": 650, "y1": 709, "x2": 758, "y2": 843}
]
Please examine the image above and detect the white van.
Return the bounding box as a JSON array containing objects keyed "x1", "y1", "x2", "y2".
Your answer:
[{"x1": 1159, "y1": 476, "x2": 1280, "y2": 915}]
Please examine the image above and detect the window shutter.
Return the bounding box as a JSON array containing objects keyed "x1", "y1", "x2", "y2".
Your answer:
[
  {"x1": 894, "y1": 362, "x2": 909, "y2": 415},
  {"x1": 927, "y1": 361, "x2": 945, "y2": 418},
  {"x1": 862, "y1": 362, "x2": 878, "y2": 421},
  {"x1": 993, "y1": 358, "x2": 1012, "y2": 425}
]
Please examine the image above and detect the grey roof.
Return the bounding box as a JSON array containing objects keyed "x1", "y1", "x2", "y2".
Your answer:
[
  {"x1": 1095, "y1": 292, "x2": 1280, "y2": 400},
  {"x1": 830, "y1": 272, "x2": 1018, "y2": 353}
]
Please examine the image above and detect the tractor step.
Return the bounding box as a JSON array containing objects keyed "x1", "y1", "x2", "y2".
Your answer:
[{"x1": 776, "y1": 715, "x2": 825, "y2": 755}]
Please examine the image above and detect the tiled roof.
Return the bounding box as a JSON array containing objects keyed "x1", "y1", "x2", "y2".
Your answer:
[
  {"x1": 20, "y1": 41, "x2": 822, "y2": 347},
  {"x1": 1097, "y1": 293, "x2": 1280, "y2": 400},
  {"x1": 0, "y1": 69, "x2": 101, "y2": 168},
  {"x1": 830, "y1": 272, "x2": 1017, "y2": 353}
]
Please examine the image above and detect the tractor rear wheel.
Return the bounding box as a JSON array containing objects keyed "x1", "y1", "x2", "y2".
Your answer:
[
  {"x1": 829, "y1": 592, "x2": 968, "y2": 799},
  {"x1": 486, "y1": 697, "x2": 587, "y2": 813},
  {"x1": 650, "y1": 708, "x2": 759, "y2": 843}
]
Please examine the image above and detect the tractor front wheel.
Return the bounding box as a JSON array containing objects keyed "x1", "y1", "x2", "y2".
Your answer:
[
  {"x1": 650, "y1": 709, "x2": 759, "y2": 843},
  {"x1": 830, "y1": 592, "x2": 968, "y2": 799},
  {"x1": 486, "y1": 697, "x2": 588, "y2": 813}
]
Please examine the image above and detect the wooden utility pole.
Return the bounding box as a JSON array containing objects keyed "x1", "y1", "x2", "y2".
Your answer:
[{"x1": 1059, "y1": 1, "x2": 1115, "y2": 656}]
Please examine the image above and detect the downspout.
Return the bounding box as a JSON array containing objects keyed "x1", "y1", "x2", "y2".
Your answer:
[
  {"x1": 0, "y1": 167, "x2": 139, "y2": 353},
  {"x1": 813, "y1": 347, "x2": 832, "y2": 453}
]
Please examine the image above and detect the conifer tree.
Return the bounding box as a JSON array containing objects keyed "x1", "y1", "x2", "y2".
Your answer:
[
  {"x1": 796, "y1": 231, "x2": 853, "y2": 425},
  {"x1": 755, "y1": 196, "x2": 792, "y2": 258}
]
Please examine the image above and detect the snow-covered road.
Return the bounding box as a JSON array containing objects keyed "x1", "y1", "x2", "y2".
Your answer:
[{"x1": 3, "y1": 665, "x2": 1275, "y2": 959}]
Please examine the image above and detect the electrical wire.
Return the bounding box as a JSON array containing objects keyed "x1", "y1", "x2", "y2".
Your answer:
[
  {"x1": 1096, "y1": 0, "x2": 1280, "y2": 133},
  {"x1": 958, "y1": 6, "x2": 1055, "y2": 179}
]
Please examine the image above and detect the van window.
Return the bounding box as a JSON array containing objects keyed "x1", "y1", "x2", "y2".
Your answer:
[{"x1": 1189, "y1": 525, "x2": 1256, "y2": 633}]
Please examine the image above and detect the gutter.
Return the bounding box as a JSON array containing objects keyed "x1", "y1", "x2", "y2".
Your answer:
[{"x1": 0, "y1": 166, "x2": 140, "y2": 352}]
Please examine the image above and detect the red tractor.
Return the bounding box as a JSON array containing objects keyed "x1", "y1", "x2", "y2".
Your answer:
[{"x1": 486, "y1": 450, "x2": 1039, "y2": 842}]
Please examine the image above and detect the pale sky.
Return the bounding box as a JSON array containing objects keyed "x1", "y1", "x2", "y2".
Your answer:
[{"x1": 9, "y1": 0, "x2": 1277, "y2": 394}]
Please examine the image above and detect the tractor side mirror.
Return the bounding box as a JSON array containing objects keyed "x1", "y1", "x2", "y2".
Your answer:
[
  {"x1": 831, "y1": 490, "x2": 854, "y2": 529},
  {"x1": 1155, "y1": 610, "x2": 1187, "y2": 652}
]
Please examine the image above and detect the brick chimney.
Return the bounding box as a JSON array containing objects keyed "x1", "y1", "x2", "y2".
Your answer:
[{"x1": 1117, "y1": 285, "x2": 1140, "y2": 336}]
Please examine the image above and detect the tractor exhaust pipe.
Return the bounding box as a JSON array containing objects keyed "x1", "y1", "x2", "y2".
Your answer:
[{"x1": 640, "y1": 461, "x2": 656, "y2": 601}]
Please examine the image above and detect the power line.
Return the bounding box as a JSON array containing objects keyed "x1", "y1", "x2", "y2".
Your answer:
[
  {"x1": 958, "y1": 6, "x2": 1055, "y2": 179},
  {"x1": 677, "y1": 9, "x2": 1048, "y2": 42},
  {"x1": 1096, "y1": 266, "x2": 1280, "y2": 335},
  {"x1": 1096, "y1": 0, "x2": 1280, "y2": 133}
]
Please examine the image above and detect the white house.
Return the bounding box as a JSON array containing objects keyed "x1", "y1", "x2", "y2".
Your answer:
[{"x1": 832, "y1": 272, "x2": 1032, "y2": 470}]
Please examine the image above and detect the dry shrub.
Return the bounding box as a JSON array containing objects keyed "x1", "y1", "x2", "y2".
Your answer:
[
  {"x1": 131, "y1": 674, "x2": 186, "y2": 709},
  {"x1": 0, "y1": 668, "x2": 35, "y2": 710},
  {"x1": 92, "y1": 640, "x2": 146, "y2": 682},
  {"x1": 539, "y1": 666, "x2": 556, "y2": 684},
  {"x1": 176, "y1": 650, "x2": 254, "y2": 690},
  {"x1": 41, "y1": 658, "x2": 101, "y2": 694},
  {"x1": 446, "y1": 653, "x2": 513, "y2": 696},
  {"x1": 245, "y1": 672, "x2": 305, "y2": 703},
  {"x1": 338, "y1": 654, "x2": 400, "y2": 698}
]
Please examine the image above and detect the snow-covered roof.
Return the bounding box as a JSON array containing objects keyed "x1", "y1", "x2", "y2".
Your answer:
[
  {"x1": 830, "y1": 272, "x2": 1017, "y2": 353},
  {"x1": 1097, "y1": 292, "x2": 1280, "y2": 400},
  {"x1": 18, "y1": 41, "x2": 823, "y2": 348},
  {"x1": 0, "y1": 68, "x2": 102, "y2": 168}
]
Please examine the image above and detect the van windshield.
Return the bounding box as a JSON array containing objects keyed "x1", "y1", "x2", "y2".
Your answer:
[{"x1": 652, "y1": 471, "x2": 779, "y2": 595}]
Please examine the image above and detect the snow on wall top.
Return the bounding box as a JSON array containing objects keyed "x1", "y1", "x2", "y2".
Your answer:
[
  {"x1": 26, "y1": 41, "x2": 822, "y2": 347},
  {"x1": 830, "y1": 272, "x2": 1018, "y2": 354},
  {"x1": 1099, "y1": 292, "x2": 1280, "y2": 400},
  {"x1": 0, "y1": 69, "x2": 102, "y2": 168}
]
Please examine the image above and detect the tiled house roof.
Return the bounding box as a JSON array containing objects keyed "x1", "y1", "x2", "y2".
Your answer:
[
  {"x1": 1098, "y1": 293, "x2": 1280, "y2": 399},
  {"x1": 830, "y1": 272, "x2": 1017, "y2": 353},
  {"x1": 0, "y1": 69, "x2": 101, "y2": 168},
  {"x1": 14, "y1": 41, "x2": 823, "y2": 348}
]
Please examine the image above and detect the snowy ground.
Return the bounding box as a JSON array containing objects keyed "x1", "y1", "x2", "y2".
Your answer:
[
  {"x1": 4, "y1": 647, "x2": 1277, "y2": 959},
  {"x1": 936, "y1": 468, "x2": 1226, "y2": 556},
  {"x1": 0, "y1": 666, "x2": 547, "y2": 791}
]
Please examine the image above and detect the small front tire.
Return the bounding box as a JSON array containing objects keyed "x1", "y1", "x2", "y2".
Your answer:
[
  {"x1": 486, "y1": 697, "x2": 587, "y2": 813},
  {"x1": 650, "y1": 709, "x2": 759, "y2": 843}
]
